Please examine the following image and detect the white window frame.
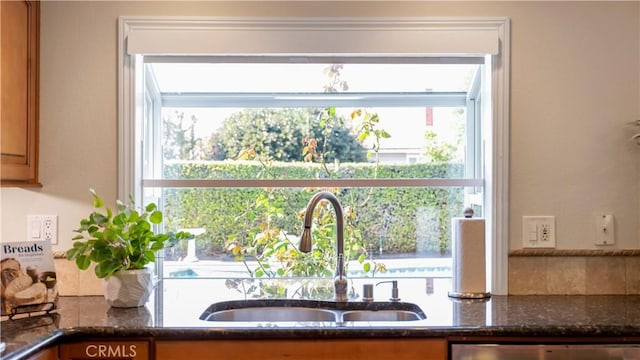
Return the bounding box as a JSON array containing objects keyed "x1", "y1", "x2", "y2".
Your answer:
[{"x1": 118, "y1": 16, "x2": 510, "y2": 294}]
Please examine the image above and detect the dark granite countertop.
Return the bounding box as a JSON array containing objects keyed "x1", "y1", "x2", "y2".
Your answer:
[{"x1": 3, "y1": 278, "x2": 640, "y2": 360}]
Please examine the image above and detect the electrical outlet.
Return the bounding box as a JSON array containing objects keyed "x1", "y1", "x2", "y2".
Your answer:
[
  {"x1": 522, "y1": 216, "x2": 556, "y2": 248},
  {"x1": 27, "y1": 215, "x2": 58, "y2": 244},
  {"x1": 540, "y1": 223, "x2": 551, "y2": 242}
]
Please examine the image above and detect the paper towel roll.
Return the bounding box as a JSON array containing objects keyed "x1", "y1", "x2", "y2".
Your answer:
[{"x1": 449, "y1": 217, "x2": 489, "y2": 298}]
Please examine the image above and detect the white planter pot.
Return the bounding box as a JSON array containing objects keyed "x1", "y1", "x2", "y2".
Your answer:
[{"x1": 103, "y1": 267, "x2": 155, "y2": 308}]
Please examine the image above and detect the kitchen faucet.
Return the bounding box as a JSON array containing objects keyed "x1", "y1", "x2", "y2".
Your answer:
[{"x1": 298, "y1": 191, "x2": 348, "y2": 301}]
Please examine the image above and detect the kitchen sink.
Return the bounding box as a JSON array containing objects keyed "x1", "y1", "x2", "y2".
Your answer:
[
  {"x1": 203, "y1": 307, "x2": 337, "y2": 322},
  {"x1": 199, "y1": 299, "x2": 426, "y2": 323},
  {"x1": 341, "y1": 310, "x2": 424, "y2": 322}
]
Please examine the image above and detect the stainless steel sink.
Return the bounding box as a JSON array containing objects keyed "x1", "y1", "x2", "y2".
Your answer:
[
  {"x1": 202, "y1": 307, "x2": 337, "y2": 322},
  {"x1": 199, "y1": 299, "x2": 426, "y2": 322},
  {"x1": 341, "y1": 310, "x2": 424, "y2": 321}
]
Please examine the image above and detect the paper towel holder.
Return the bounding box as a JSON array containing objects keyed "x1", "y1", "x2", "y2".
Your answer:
[{"x1": 448, "y1": 208, "x2": 491, "y2": 300}]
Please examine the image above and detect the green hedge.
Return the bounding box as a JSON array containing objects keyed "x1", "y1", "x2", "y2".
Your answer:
[{"x1": 162, "y1": 161, "x2": 464, "y2": 259}]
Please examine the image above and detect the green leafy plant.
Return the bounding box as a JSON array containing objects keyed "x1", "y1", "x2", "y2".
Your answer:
[{"x1": 66, "y1": 189, "x2": 193, "y2": 279}]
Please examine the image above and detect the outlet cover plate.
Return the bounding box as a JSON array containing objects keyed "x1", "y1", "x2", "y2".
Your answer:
[
  {"x1": 27, "y1": 215, "x2": 58, "y2": 244},
  {"x1": 522, "y1": 216, "x2": 556, "y2": 248}
]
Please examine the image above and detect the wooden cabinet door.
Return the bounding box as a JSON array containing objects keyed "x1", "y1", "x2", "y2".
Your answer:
[
  {"x1": 25, "y1": 346, "x2": 58, "y2": 360},
  {"x1": 60, "y1": 340, "x2": 150, "y2": 360},
  {"x1": 0, "y1": 0, "x2": 40, "y2": 186},
  {"x1": 156, "y1": 338, "x2": 447, "y2": 360}
]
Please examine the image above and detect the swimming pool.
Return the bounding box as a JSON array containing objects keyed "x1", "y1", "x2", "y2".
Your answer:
[{"x1": 166, "y1": 258, "x2": 452, "y2": 279}]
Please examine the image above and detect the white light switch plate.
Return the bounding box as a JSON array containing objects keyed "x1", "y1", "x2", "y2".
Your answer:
[
  {"x1": 522, "y1": 216, "x2": 556, "y2": 248},
  {"x1": 27, "y1": 215, "x2": 58, "y2": 244}
]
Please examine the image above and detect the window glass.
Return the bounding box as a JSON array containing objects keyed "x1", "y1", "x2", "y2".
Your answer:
[
  {"x1": 150, "y1": 63, "x2": 476, "y2": 93},
  {"x1": 142, "y1": 61, "x2": 484, "y2": 281}
]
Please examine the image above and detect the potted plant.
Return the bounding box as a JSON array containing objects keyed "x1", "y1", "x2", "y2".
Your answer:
[{"x1": 66, "y1": 189, "x2": 192, "y2": 308}]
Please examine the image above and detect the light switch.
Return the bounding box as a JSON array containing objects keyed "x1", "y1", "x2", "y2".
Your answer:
[
  {"x1": 527, "y1": 223, "x2": 537, "y2": 241},
  {"x1": 30, "y1": 218, "x2": 41, "y2": 238}
]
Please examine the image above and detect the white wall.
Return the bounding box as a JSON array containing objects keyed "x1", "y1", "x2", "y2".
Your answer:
[{"x1": 1, "y1": 1, "x2": 638, "y2": 253}]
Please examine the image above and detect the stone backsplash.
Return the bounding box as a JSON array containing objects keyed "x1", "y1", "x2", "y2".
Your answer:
[
  {"x1": 509, "y1": 249, "x2": 640, "y2": 295},
  {"x1": 53, "y1": 252, "x2": 103, "y2": 296}
]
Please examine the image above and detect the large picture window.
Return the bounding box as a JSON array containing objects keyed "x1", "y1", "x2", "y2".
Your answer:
[{"x1": 119, "y1": 17, "x2": 510, "y2": 294}]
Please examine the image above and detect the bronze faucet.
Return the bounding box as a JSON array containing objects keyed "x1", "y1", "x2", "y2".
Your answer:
[{"x1": 299, "y1": 191, "x2": 348, "y2": 301}]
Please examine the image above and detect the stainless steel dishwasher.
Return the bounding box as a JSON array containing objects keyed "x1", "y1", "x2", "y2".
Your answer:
[{"x1": 451, "y1": 343, "x2": 640, "y2": 359}]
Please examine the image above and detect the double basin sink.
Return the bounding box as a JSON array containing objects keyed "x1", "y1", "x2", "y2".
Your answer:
[{"x1": 200, "y1": 299, "x2": 426, "y2": 323}]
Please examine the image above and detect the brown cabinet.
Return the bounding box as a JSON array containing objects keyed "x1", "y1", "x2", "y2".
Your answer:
[
  {"x1": 60, "y1": 340, "x2": 150, "y2": 360},
  {"x1": 25, "y1": 346, "x2": 58, "y2": 360},
  {"x1": 155, "y1": 338, "x2": 447, "y2": 360},
  {"x1": 1, "y1": 0, "x2": 40, "y2": 186}
]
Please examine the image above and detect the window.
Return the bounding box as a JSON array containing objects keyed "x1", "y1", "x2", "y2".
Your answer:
[{"x1": 119, "y1": 17, "x2": 510, "y2": 294}]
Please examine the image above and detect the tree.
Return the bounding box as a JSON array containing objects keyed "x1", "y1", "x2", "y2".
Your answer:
[
  {"x1": 423, "y1": 130, "x2": 458, "y2": 163},
  {"x1": 212, "y1": 108, "x2": 367, "y2": 162},
  {"x1": 163, "y1": 111, "x2": 198, "y2": 160},
  {"x1": 221, "y1": 65, "x2": 390, "y2": 285}
]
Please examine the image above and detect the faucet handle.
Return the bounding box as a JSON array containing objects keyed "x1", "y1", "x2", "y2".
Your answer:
[{"x1": 376, "y1": 280, "x2": 400, "y2": 302}]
